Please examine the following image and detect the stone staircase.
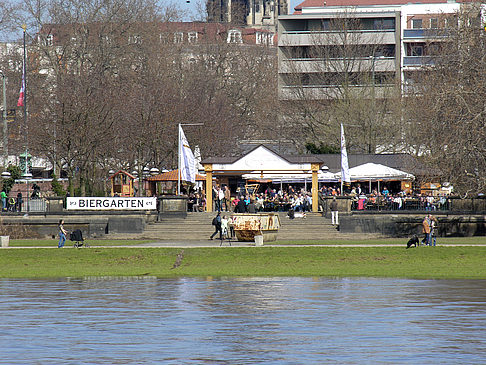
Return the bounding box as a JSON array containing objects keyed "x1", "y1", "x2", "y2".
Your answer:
[{"x1": 109, "y1": 211, "x2": 350, "y2": 241}]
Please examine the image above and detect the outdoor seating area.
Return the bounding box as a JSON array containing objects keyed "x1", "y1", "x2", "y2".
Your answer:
[{"x1": 350, "y1": 194, "x2": 451, "y2": 212}]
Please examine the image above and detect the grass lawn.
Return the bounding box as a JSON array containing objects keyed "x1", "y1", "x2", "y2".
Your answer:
[{"x1": 1, "y1": 246, "x2": 486, "y2": 279}]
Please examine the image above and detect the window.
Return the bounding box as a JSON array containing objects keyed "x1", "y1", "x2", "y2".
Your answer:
[
  {"x1": 445, "y1": 16, "x2": 458, "y2": 29},
  {"x1": 256, "y1": 32, "x2": 272, "y2": 45},
  {"x1": 128, "y1": 34, "x2": 142, "y2": 44},
  {"x1": 46, "y1": 34, "x2": 54, "y2": 46},
  {"x1": 373, "y1": 18, "x2": 395, "y2": 30},
  {"x1": 227, "y1": 30, "x2": 242, "y2": 44},
  {"x1": 411, "y1": 18, "x2": 423, "y2": 29},
  {"x1": 174, "y1": 32, "x2": 183, "y2": 43},
  {"x1": 430, "y1": 18, "x2": 438, "y2": 29},
  {"x1": 160, "y1": 33, "x2": 170, "y2": 44},
  {"x1": 188, "y1": 31, "x2": 198, "y2": 43},
  {"x1": 411, "y1": 45, "x2": 423, "y2": 57}
]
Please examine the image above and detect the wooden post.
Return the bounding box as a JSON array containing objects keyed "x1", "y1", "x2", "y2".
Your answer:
[
  {"x1": 204, "y1": 164, "x2": 213, "y2": 212},
  {"x1": 311, "y1": 163, "x2": 319, "y2": 212}
]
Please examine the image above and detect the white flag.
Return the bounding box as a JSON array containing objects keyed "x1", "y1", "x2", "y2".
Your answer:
[
  {"x1": 341, "y1": 123, "x2": 351, "y2": 184},
  {"x1": 179, "y1": 125, "x2": 196, "y2": 183}
]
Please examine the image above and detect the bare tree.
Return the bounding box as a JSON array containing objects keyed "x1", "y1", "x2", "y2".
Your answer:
[{"x1": 402, "y1": 4, "x2": 486, "y2": 195}]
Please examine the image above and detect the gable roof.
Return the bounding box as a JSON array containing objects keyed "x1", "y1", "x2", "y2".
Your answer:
[{"x1": 201, "y1": 144, "x2": 325, "y2": 166}]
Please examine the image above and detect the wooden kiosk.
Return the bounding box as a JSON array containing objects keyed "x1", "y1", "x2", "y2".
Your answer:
[{"x1": 110, "y1": 170, "x2": 135, "y2": 197}]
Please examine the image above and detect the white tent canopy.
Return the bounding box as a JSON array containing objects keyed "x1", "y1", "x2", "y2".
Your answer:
[{"x1": 334, "y1": 163, "x2": 414, "y2": 181}]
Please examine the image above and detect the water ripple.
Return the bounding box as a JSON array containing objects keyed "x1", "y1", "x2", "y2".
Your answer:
[{"x1": 1, "y1": 277, "x2": 486, "y2": 364}]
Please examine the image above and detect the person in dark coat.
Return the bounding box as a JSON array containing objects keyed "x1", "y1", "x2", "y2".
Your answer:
[
  {"x1": 16, "y1": 192, "x2": 23, "y2": 212},
  {"x1": 210, "y1": 212, "x2": 222, "y2": 240},
  {"x1": 235, "y1": 197, "x2": 247, "y2": 213}
]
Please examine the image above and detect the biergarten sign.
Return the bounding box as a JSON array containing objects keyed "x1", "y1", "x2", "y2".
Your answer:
[{"x1": 67, "y1": 197, "x2": 157, "y2": 210}]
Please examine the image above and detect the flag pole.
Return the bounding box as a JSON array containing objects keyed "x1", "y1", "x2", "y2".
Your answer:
[
  {"x1": 177, "y1": 123, "x2": 181, "y2": 195},
  {"x1": 20, "y1": 24, "x2": 32, "y2": 214},
  {"x1": 340, "y1": 123, "x2": 350, "y2": 196}
]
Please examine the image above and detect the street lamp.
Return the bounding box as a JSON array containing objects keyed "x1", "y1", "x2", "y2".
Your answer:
[
  {"x1": 141, "y1": 167, "x2": 151, "y2": 197},
  {"x1": 0, "y1": 71, "x2": 7, "y2": 168},
  {"x1": 22, "y1": 171, "x2": 32, "y2": 215}
]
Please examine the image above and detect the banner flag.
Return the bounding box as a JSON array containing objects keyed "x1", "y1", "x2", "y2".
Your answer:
[
  {"x1": 17, "y1": 60, "x2": 25, "y2": 107},
  {"x1": 341, "y1": 123, "x2": 351, "y2": 184},
  {"x1": 179, "y1": 125, "x2": 196, "y2": 183}
]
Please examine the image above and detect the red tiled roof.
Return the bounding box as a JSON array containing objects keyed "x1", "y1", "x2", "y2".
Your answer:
[{"x1": 146, "y1": 169, "x2": 206, "y2": 182}]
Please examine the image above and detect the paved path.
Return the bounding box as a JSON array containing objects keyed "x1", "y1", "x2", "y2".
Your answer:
[{"x1": 6, "y1": 240, "x2": 486, "y2": 249}]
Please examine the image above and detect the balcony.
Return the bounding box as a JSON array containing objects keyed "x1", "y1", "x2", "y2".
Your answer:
[
  {"x1": 279, "y1": 30, "x2": 396, "y2": 47},
  {"x1": 279, "y1": 84, "x2": 396, "y2": 100},
  {"x1": 403, "y1": 29, "x2": 449, "y2": 40},
  {"x1": 403, "y1": 56, "x2": 436, "y2": 67},
  {"x1": 280, "y1": 57, "x2": 396, "y2": 73}
]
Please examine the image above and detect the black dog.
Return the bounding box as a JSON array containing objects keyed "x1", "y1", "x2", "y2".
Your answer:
[{"x1": 406, "y1": 235, "x2": 419, "y2": 249}]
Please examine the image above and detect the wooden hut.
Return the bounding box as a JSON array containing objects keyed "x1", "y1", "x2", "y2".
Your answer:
[{"x1": 109, "y1": 170, "x2": 136, "y2": 197}]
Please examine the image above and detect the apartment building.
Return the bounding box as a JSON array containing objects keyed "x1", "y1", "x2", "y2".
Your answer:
[{"x1": 278, "y1": 0, "x2": 484, "y2": 100}]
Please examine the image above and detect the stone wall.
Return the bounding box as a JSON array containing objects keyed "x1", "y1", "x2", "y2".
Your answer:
[
  {"x1": 340, "y1": 214, "x2": 486, "y2": 237},
  {"x1": 0, "y1": 213, "x2": 152, "y2": 239}
]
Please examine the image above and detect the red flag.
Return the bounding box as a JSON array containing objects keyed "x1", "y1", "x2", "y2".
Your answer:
[{"x1": 17, "y1": 62, "x2": 25, "y2": 107}]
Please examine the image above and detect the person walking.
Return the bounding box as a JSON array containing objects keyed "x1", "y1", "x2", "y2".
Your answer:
[
  {"x1": 209, "y1": 212, "x2": 222, "y2": 240},
  {"x1": 58, "y1": 219, "x2": 68, "y2": 248},
  {"x1": 0, "y1": 189, "x2": 7, "y2": 211},
  {"x1": 422, "y1": 215, "x2": 431, "y2": 246},
  {"x1": 330, "y1": 197, "x2": 339, "y2": 226},
  {"x1": 430, "y1": 215, "x2": 438, "y2": 246}
]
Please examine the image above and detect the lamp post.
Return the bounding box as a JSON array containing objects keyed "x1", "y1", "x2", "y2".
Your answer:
[
  {"x1": 0, "y1": 71, "x2": 7, "y2": 168},
  {"x1": 22, "y1": 171, "x2": 32, "y2": 215},
  {"x1": 142, "y1": 167, "x2": 150, "y2": 196}
]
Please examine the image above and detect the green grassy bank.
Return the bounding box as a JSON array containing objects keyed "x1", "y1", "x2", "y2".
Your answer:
[{"x1": 1, "y1": 246, "x2": 485, "y2": 279}]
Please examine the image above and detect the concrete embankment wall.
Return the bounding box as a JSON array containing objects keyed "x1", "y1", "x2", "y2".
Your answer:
[
  {"x1": 340, "y1": 213, "x2": 486, "y2": 237},
  {"x1": 0, "y1": 212, "x2": 156, "y2": 239},
  {"x1": 2, "y1": 210, "x2": 486, "y2": 239}
]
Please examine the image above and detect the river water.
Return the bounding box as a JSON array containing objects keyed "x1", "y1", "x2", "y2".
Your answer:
[{"x1": 1, "y1": 277, "x2": 486, "y2": 364}]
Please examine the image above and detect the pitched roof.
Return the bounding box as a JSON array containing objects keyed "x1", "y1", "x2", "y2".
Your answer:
[
  {"x1": 201, "y1": 144, "x2": 325, "y2": 165},
  {"x1": 109, "y1": 170, "x2": 136, "y2": 180},
  {"x1": 146, "y1": 169, "x2": 206, "y2": 182}
]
